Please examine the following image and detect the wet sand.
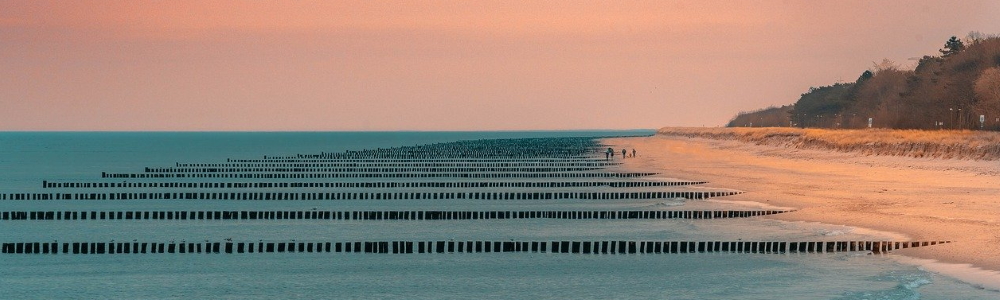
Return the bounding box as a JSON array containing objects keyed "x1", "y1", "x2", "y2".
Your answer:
[{"x1": 603, "y1": 133, "x2": 1000, "y2": 287}]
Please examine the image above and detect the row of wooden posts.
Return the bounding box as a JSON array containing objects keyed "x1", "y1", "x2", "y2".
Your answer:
[
  {"x1": 230, "y1": 158, "x2": 605, "y2": 163},
  {"x1": 99, "y1": 172, "x2": 661, "y2": 179},
  {"x1": 296, "y1": 151, "x2": 595, "y2": 160},
  {"x1": 0, "y1": 210, "x2": 791, "y2": 221},
  {"x1": 175, "y1": 161, "x2": 621, "y2": 168},
  {"x1": 1, "y1": 240, "x2": 949, "y2": 255},
  {"x1": 145, "y1": 167, "x2": 606, "y2": 173},
  {"x1": 1, "y1": 190, "x2": 741, "y2": 201},
  {"x1": 275, "y1": 152, "x2": 596, "y2": 160},
  {"x1": 289, "y1": 147, "x2": 597, "y2": 159},
  {"x1": 42, "y1": 180, "x2": 704, "y2": 189},
  {"x1": 227, "y1": 136, "x2": 618, "y2": 161}
]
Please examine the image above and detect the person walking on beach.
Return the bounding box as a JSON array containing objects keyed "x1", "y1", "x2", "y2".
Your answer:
[
  {"x1": 632, "y1": 149, "x2": 636, "y2": 158},
  {"x1": 622, "y1": 148, "x2": 627, "y2": 159},
  {"x1": 607, "y1": 147, "x2": 614, "y2": 160},
  {"x1": 605, "y1": 149, "x2": 610, "y2": 160}
]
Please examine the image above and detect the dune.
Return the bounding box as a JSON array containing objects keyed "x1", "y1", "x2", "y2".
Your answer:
[
  {"x1": 657, "y1": 127, "x2": 1000, "y2": 160},
  {"x1": 604, "y1": 128, "x2": 1000, "y2": 287}
]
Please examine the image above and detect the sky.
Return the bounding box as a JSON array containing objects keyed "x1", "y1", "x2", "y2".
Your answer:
[{"x1": 1, "y1": 1, "x2": 999, "y2": 131}]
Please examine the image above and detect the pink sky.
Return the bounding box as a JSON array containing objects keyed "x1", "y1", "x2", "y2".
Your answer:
[{"x1": 1, "y1": 1, "x2": 998, "y2": 130}]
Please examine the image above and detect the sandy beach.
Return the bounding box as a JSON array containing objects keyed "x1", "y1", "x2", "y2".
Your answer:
[{"x1": 604, "y1": 132, "x2": 1000, "y2": 288}]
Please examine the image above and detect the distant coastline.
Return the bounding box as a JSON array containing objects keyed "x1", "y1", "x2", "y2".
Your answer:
[{"x1": 658, "y1": 127, "x2": 1000, "y2": 160}]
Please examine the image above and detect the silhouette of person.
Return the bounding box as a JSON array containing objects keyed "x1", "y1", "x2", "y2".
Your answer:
[
  {"x1": 622, "y1": 149, "x2": 627, "y2": 159},
  {"x1": 632, "y1": 149, "x2": 636, "y2": 158},
  {"x1": 607, "y1": 147, "x2": 614, "y2": 160}
]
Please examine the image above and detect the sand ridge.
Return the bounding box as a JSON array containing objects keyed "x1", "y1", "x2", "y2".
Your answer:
[{"x1": 603, "y1": 134, "x2": 1000, "y2": 274}]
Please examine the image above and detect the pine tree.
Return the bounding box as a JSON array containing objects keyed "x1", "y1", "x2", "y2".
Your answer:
[
  {"x1": 856, "y1": 70, "x2": 873, "y2": 83},
  {"x1": 940, "y1": 36, "x2": 966, "y2": 56}
]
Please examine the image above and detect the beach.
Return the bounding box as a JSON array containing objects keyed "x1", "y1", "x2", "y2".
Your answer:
[
  {"x1": 3, "y1": 131, "x2": 1000, "y2": 298},
  {"x1": 605, "y1": 130, "x2": 1000, "y2": 288}
]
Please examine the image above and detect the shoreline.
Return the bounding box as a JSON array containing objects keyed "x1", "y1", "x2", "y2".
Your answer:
[{"x1": 603, "y1": 133, "x2": 1000, "y2": 290}]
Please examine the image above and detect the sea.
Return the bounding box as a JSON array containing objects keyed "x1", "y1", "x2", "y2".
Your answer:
[{"x1": 0, "y1": 131, "x2": 997, "y2": 299}]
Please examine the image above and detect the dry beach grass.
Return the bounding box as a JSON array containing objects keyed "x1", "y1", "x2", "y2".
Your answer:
[
  {"x1": 605, "y1": 127, "x2": 1000, "y2": 288},
  {"x1": 658, "y1": 127, "x2": 1000, "y2": 160}
]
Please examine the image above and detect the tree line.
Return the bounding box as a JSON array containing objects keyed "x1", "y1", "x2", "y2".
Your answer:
[{"x1": 728, "y1": 33, "x2": 1000, "y2": 130}]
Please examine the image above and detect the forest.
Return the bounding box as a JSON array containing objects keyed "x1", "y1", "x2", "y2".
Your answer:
[{"x1": 728, "y1": 33, "x2": 1000, "y2": 130}]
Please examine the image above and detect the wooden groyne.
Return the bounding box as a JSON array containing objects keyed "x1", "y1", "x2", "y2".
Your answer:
[
  {"x1": 176, "y1": 161, "x2": 622, "y2": 168},
  {"x1": 98, "y1": 172, "x2": 660, "y2": 179},
  {"x1": 0, "y1": 190, "x2": 742, "y2": 201},
  {"x1": 0, "y1": 210, "x2": 791, "y2": 221},
  {"x1": 143, "y1": 166, "x2": 606, "y2": 173},
  {"x1": 263, "y1": 137, "x2": 605, "y2": 159},
  {"x1": 1, "y1": 240, "x2": 950, "y2": 255},
  {"x1": 42, "y1": 180, "x2": 707, "y2": 189},
  {"x1": 230, "y1": 158, "x2": 607, "y2": 163},
  {"x1": 13, "y1": 135, "x2": 952, "y2": 268}
]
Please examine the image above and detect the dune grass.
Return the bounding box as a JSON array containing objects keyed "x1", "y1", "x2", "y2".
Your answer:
[{"x1": 657, "y1": 127, "x2": 1000, "y2": 160}]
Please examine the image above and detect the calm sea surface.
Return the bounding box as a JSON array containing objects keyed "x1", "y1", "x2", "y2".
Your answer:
[{"x1": 0, "y1": 131, "x2": 995, "y2": 299}]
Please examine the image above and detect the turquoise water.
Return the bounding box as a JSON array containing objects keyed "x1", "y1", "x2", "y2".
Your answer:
[{"x1": 0, "y1": 131, "x2": 996, "y2": 299}]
